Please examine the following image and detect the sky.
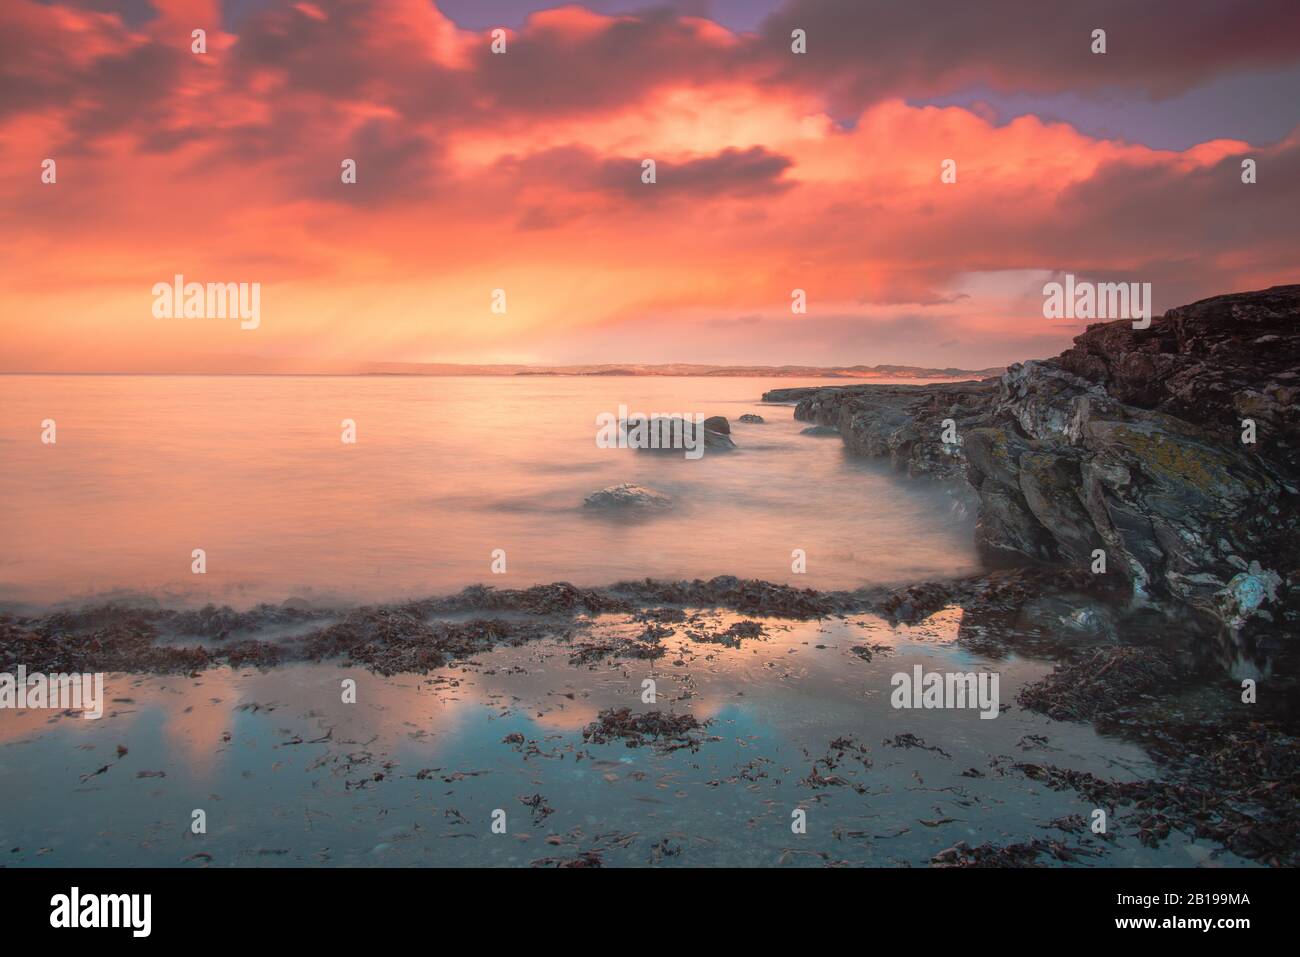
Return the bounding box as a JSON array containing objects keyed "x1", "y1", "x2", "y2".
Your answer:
[{"x1": 2, "y1": 0, "x2": 1298, "y2": 373}]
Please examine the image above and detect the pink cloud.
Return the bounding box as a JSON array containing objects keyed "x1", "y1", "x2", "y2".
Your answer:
[{"x1": 0, "y1": 0, "x2": 1296, "y2": 372}]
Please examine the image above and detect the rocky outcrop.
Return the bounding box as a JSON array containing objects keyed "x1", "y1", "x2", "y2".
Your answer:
[
  {"x1": 763, "y1": 285, "x2": 1300, "y2": 634},
  {"x1": 1054, "y1": 285, "x2": 1300, "y2": 475},
  {"x1": 776, "y1": 381, "x2": 998, "y2": 478}
]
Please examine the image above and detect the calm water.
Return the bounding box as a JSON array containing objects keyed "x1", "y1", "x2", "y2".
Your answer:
[{"x1": 0, "y1": 375, "x2": 980, "y2": 610}]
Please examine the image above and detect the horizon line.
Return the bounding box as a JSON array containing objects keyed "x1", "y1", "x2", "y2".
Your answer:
[{"x1": 0, "y1": 362, "x2": 1006, "y2": 379}]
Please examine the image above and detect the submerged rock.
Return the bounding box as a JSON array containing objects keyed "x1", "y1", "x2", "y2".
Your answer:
[
  {"x1": 764, "y1": 285, "x2": 1300, "y2": 635},
  {"x1": 583, "y1": 483, "x2": 673, "y2": 511},
  {"x1": 738, "y1": 413, "x2": 765, "y2": 423},
  {"x1": 799, "y1": 425, "x2": 840, "y2": 437}
]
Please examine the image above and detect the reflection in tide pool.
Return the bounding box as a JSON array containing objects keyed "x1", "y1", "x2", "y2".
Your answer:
[{"x1": 0, "y1": 608, "x2": 1251, "y2": 867}]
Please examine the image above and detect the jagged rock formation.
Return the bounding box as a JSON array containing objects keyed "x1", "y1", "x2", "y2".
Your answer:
[{"x1": 765, "y1": 285, "x2": 1300, "y2": 633}]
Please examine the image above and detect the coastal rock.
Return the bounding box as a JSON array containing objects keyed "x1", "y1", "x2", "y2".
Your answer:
[
  {"x1": 1054, "y1": 285, "x2": 1300, "y2": 474},
  {"x1": 702, "y1": 415, "x2": 735, "y2": 449},
  {"x1": 626, "y1": 415, "x2": 736, "y2": 451},
  {"x1": 738, "y1": 413, "x2": 765, "y2": 423},
  {"x1": 800, "y1": 425, "x2": 839, "y2": 437},
  {"x1": 780, "y1": 381, "x2": 998, "y2": 477},
  {"x1": 583, "y1": 484, "x2": 673, "y2": 511},
  {"x1": 764, "y1": 285, "x2": 1300, "y2": 634}
]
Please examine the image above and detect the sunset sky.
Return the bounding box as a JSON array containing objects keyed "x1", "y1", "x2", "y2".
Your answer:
[{"x1": 2, "y1": 0, "x2": 1298, "y2": 372}]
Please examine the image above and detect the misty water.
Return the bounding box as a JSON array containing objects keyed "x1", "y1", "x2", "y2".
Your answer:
[{"x1": 0, "y1": 375, "x2": 979, "y2": 610}]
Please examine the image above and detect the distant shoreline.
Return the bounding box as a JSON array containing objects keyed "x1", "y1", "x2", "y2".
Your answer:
[{"x1": 0, "y1": 365, "x2": 1005, "y2": 380}]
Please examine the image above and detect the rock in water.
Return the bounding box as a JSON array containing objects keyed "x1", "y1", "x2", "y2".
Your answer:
[
  {"x1": 764, "y1": 285, "x2": 1300, "y2": 636},
  {"x1": 625, "y1": 415, "x2": 735, "y2": 451},
  {"x1": 738, "y1": 414, "x2": 765, "y2": 423},
  {"x1": 785, "y1": 381, "x2": 996, "y2": 474},
  {"x1": 584, "y1": 484, "x2": 673, "y2": 511},
  {"x1": 702, "y1": 415, "x2": 735, "y2": 449},
  {"x1": 703, "y1": 427, "x2": 735, "y2": 449}
]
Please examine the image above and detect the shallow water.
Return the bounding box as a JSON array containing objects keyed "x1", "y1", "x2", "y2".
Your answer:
[
  {"x1": 0, "y1": 607, "x2": 1256, "y2": 868},
  {"x1": 0, "y1": 375, "x2": 979, "y2": 611}
]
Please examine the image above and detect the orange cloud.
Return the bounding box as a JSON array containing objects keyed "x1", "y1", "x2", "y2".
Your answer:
[{"x1": 1, "y1": 0, "x2": 1296, "y2": 372}]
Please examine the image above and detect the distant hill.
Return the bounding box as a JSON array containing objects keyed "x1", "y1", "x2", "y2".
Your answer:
[{"x1": 374, "y1": 362, "x2": 1006, "y2": 379}]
